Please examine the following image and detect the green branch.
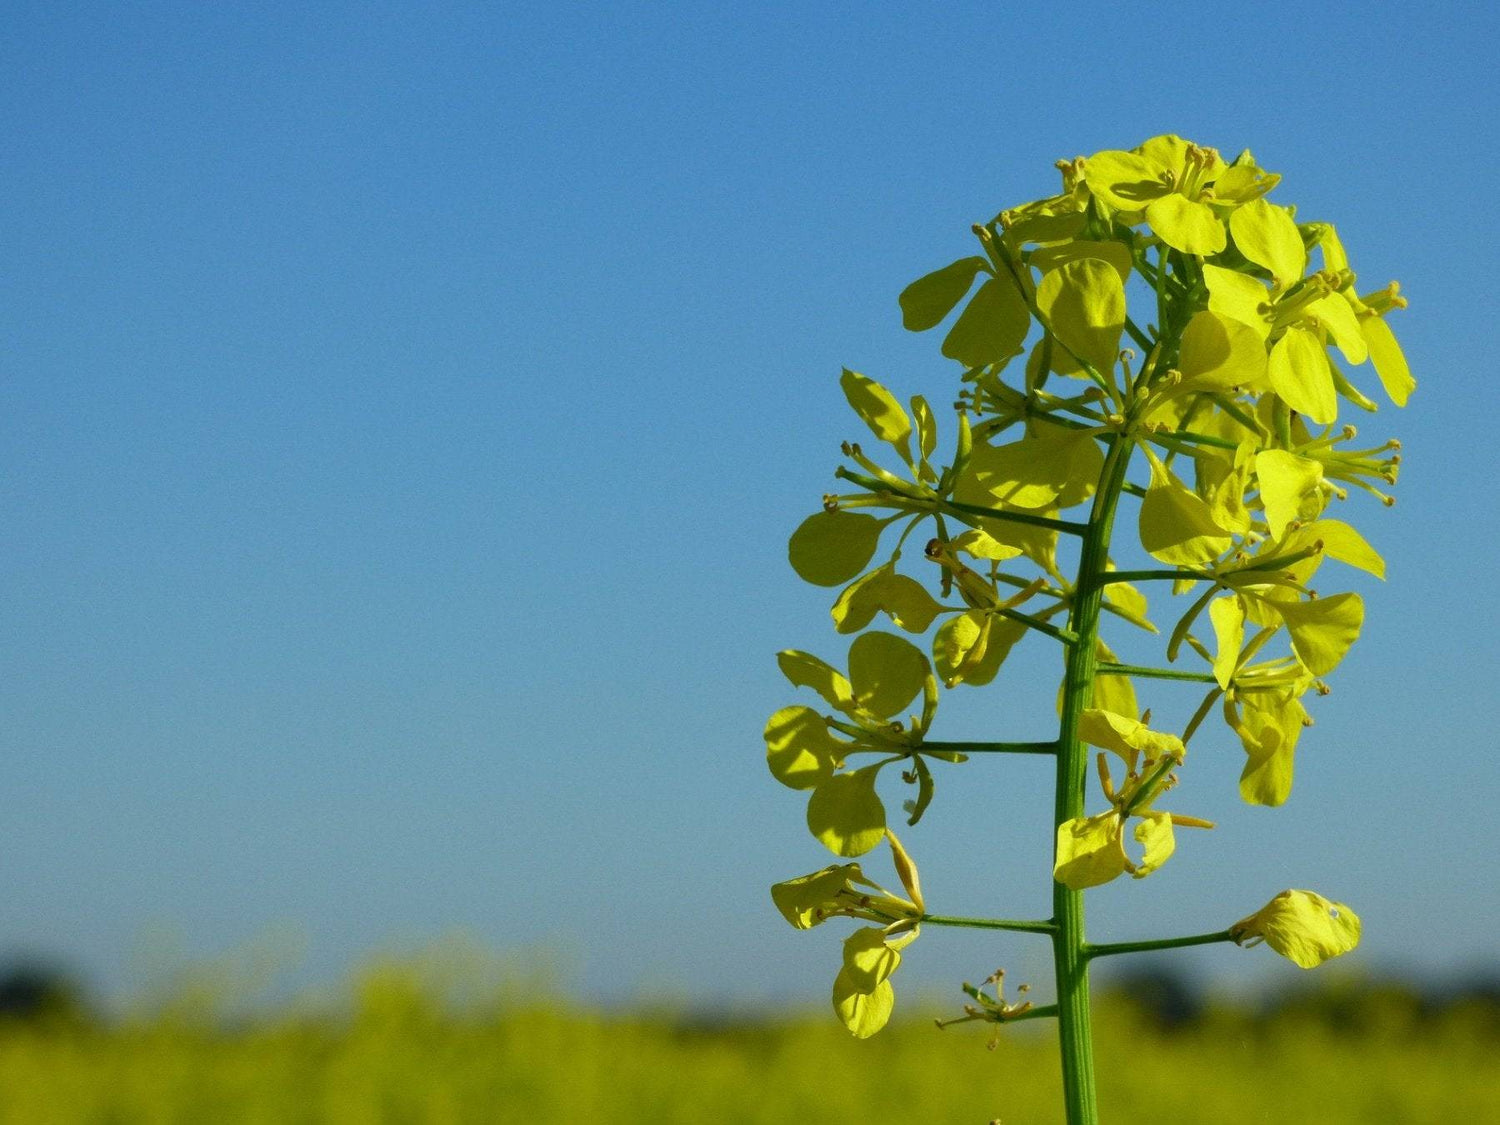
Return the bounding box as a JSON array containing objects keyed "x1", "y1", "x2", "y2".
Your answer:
[
  {"x1": 921, "y1": 914, "x2": 1058, "y2": 935},
  {"x1": 1096, "y1": 661, "x2": 1218, "y2": 684},
  {"x1": 994, "y1": 606, "x2": 1078, "y2": 645},
  {"x1": 1103, "y1": 568, "x2": 1213, "y2": 584},
  {"x1": 1082, "y1": 930, "x2": 1235, "y2": 959},
  {"x1": 921, "y1": 740, "x2": 1058, "y2": 756}
]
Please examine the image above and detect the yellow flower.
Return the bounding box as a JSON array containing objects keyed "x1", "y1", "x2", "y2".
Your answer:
[
  {"x1": 1083, "y1": 136, "x2": 1276, "y2": 256},
  {"x1": 1230, "y1": 889, "x2": 1361, "y2": 968},
  {"x1": 772, "y1": 834, "x2": 926, "y2": 1038}
]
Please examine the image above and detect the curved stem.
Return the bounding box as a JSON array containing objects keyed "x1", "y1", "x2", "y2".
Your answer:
[{"x1": 1051, "y1": 433, "x2": 1133, "y2": 1125}]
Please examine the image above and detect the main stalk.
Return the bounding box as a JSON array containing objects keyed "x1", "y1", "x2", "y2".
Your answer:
[{"x1": 1051, "y1": 434, "x2": 1132, "y2": 1125}]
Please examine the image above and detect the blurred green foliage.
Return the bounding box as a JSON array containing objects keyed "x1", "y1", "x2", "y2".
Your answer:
[{"x1": 0, "y1": 954, "x2": 1495, "y2": 1123}]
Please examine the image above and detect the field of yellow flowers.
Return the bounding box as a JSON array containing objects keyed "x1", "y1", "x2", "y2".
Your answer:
[{"x1": 0, "y1": 957, "x2": 1495, "y2": 1123}]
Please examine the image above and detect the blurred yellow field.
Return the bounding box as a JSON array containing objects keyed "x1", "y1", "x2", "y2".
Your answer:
[{"x1": 1, "y1": 963, "x2": 1495, "y2": 1124}]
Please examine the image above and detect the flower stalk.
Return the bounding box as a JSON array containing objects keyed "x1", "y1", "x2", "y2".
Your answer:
[{"x1": 766, "y1": 133, "x2": 1407, "y2": 1122}]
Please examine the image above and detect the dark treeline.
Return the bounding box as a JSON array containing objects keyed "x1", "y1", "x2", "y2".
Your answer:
[
  {"x1": 1, "y1": 959, "x2": 1498, "y2": 1042},
  {"x1": 1099, "y1": 965, "x2": 1500, "y2": 1039}
]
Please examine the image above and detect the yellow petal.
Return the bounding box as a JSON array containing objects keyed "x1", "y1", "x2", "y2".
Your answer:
[
  {"x1": 1054, "y1": 811, "x2": 1129, "y2": 890},
  {"x1": 832, "y1": 969, "x2": 895, "y2": 1038},
  {"x1": 1273, "y1": 593, "x2": 1363, "y2": 676},
  {"x1": 1361, "y1": 315, "x2": 1416, "y2": 406},
  {"x1": 807, "y1": 767, "x2": 887, "y2": 857},
  {"x1": 1177, "y1": 309, "x2": 1270, "y2": 392},
  {"x1": 788, "y1": 509, "x2": 884, "y2": 588},
  {"x1": 840, "y1": 926, "x2": 902, "y2": 992},
  {"x1": 1268, "y1": 327, "x2": 1337, "y2": 424},
  {"x1": 899, "y1": 256, "x2": 989, "y2": 331},
  {"x1": 1083, "y1": 149, "x2": 1166, "y2": 211},
  {"x1": 1229, "y1": 199, "x2": 1307, "y2": 290},
  {"x1": 1202, "y1": 264, "x2": 1273, "y2": 337},
  {"x1": 1139, "y1": 450, "x2": 1233, "y2": 566},
  {"x1": 1231, "y1": 690, "x2": 1308, "y2": 807},
  {"x1": 1277, "y1": 518, "x2": 1385, "y2": 581},
  {"x1": 1078, "y1": 708, "x2": 1183, "y2": 770},
  {"x1": 1254, "y1": 449, "x2": 1325, "y2": 541},
  {"x1": 1308, "y1": 295, "x2": 1368, "y2": 365},
  {"x1": 954, "y1": 428, "x2": 1103, "y2": 511},
  {"x1": 771, "y1": 863, "x2": 861, "y2": 929},
  {"x1": 1131, "y1": 811, "x2": 1176, "y2": 878},
  {"x1": 765, "y1": 706, "x2": 843, "y2": 790},
  {"x1": 1146, "y1": 194, "x2": 1226, "y2": 255},
  {"x1": 1029, "y1": 239, "x2": 1133, "y2": 283},
  {"x1": 1036, "y1": 258, "x2": 1126, "y2": 375},
  {"x1": 1208, "y1": 596, "x2": 1245, "y2": 689},
  {"x1": 847, "y1": 631, "x2": 929, "y2": 719},
  {"x1": 941, "y1": 277, "x2": 1031, "y2": 367},
  {"x1": 1231, "y1": 889, "x2": 1361, "y2": 969}
]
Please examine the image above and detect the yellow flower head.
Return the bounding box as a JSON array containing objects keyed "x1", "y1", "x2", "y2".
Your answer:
[{"x1": 1230, "y1": 889, "x2": 1361, "y2": 968}]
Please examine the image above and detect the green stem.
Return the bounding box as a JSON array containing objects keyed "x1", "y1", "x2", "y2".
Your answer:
[
  {"x1": 1095, "y1": 661, "x2": 1218, "y2": 684},
  {"x1": 1123, "y1": 316, "x2": 1153, "y2": 352},
  {"x1": 920, "y1": 914, "x2": 1057, "y2": 934},
  {"x1": 1082, "y1": 930, "x2": 1234, "y2": 959},
  {"x1": 994, "y1": 606, "x2": 1078, "y2": 645},
  {"x1": 921, "y1": 740, "x2": 1058, "y2": 756},
  {"x1": 1103, "y1": 568, "x2": 1213, "y2": 584},
  {"x1": 1001, "y1": 1003, "x2": 1060, "y2": 1024},
  {"x1": 1141, "y1": 427, "x2": 1240, "y2": 453},
  {"x1": 1052, "y1": 433, "x2": 1132, "y2": 1125},
  {"x1": 937, "y1": 496, "x2": 1090, "y2": 536}
]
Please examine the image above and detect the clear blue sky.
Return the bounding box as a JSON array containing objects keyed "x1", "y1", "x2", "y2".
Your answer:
[{"x1": 3, "y1": 1, "x2": 1498, "y2": 1010}]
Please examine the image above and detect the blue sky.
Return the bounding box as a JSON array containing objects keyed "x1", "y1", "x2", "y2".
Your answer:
[{"x1": 3, "y1": 1, "x2": 1498, "y2": 1011}]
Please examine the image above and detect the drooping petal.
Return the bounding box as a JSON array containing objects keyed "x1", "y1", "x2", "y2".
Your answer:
[
  {"x1": 847, "y1": 631, "x2": 929, "y2": 719},
  {"x1": 1139, "y1": 450, "x2": 1233, "y2": 566},
  {"x1": 832, "y1": 969, "x2": 895, "y2": 1038},
  {"x1": 1268, "y1": 327, "x2": 1338, "y2": 424},
  {"x1": 954, "y1": 428, "x2": 1103, "y2": 511},
  {"x1": 1277, "y1": 519, "x2": 1385, "y2": 580},
  {"x1": 1307, "y1": 295, "x2": 1368, "y2": 365},
  {"x1": 1054, "y1": 811, "x2": 1129, "y2": 889},
  {"x1": 1036, "y1": 258, "x2": 1127, "y2": 375},
  {"x1": 951, "y1": 528, "x2": 1023, "y2": 562},
  {"x1": 832, "y1": 566, "x2": 944, "y2": 635},
  {"x1": 1131, "y1": 811, "x2": 1176, "y2": 878},
  {"x1": 1208, "y1": 595, "x2": 1246, "y2": 689},
  {"x1": 770, "y1": 863, "x2": 862, "y2": 929},
  {"x1": 840, "y1": 926, "x2": 903, "y2": 993},
  {"x1": 807, "y1": 767, "x2": 887, "y2": 857},
  {"x1": 1029, "y1": 239, "x2": 1133, "y2": 283},
  {"x1": 778, "y1": 650, "x2": 857, "y2": 713},
  {"x1": 1231, "y1": 689, "x2": 1308, "y2": 807},
  {"x1": 1231, "y1": 889, "x2": 1361, "y2": 969},
  {"x1": 1361, "y1": 315, "x2": 1416, "y2": 406},
  {"x1": 1078, "y1": 708, "x2": 1183, "y2": 769}
]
